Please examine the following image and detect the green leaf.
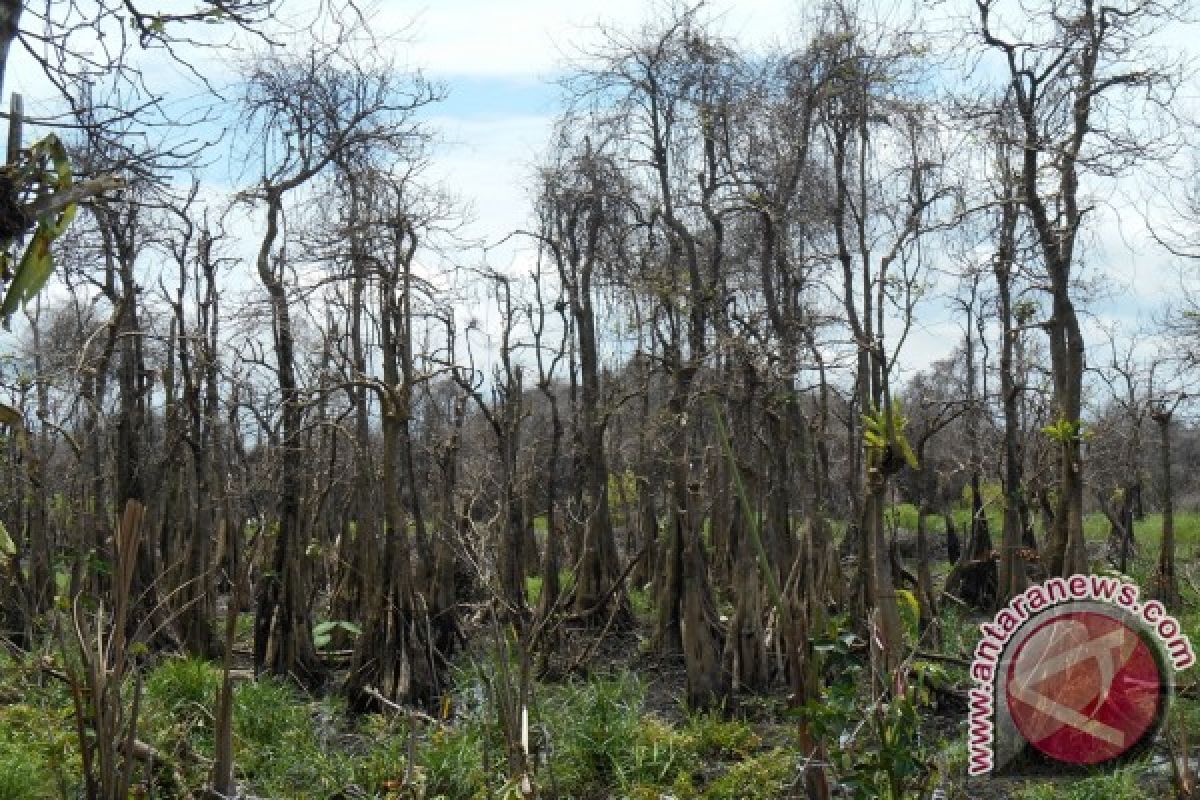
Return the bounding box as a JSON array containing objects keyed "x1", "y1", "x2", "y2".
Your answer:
[
  {"x1": 0, "y1": 229, "x2": 55, "y2": 322},
  {"x1": 895, "y1": 589, "x2": 920, "y2": 643},
  {"x1": 0, "y1": 519, "x2": 14, "y2": 556},
  {"x1": 0, "y1": 134, "x2": 77, "y2": 325},
  {"x1": 313, "y1": 619, "x2": 362, "y2": 649},
  {"x1": 1041, "y1": 417, "x2": 1084, "y2": 444}
]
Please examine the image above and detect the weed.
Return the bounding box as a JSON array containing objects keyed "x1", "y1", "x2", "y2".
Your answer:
[
  {"x1": 1013, "y1": 765, "x2": 1147, "y2": 800},
  {"x1": 701, "y1": 747, "x2": 793, "y2": 800},
  {"x1": 235, "y1": 676, "x2": 309, "y2": 747},
  {"x1": 684, "y1": 712, "x2": 760, "y2": 758},
  {"x1": 547, "y1": 673, "x2": 643, "y2": 789},
  {"x1": 422, "y1": 720, "x2": 486, "y2": 798},
  {"x1": 0, "y1": 748, "x2": 49, "y2": 800},
  {"x1": 615, "y1": 715, "x2": 699, "y2": 790},
  {"x1": 145, "y1": 656, "x2": 221, "y2": 720}
]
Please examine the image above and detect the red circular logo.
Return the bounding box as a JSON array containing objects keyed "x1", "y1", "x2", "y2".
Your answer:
[{"x1": 1004, "y1": 610, "x2": 1163, "y2": 765}]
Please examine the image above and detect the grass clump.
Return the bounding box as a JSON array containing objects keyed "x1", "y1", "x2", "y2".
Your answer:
[
  {"x1": 421, "y1": 718, "x2": 486, "y2": 799},
  {"x1": 0, "y1": 749, "x2": 49, "y2": 800},
  {"x1": 543, "y1": 672, "x2": 645, "y2": 791},
  {"x1": 685, "y1": 712, "x2": 760, "y2": 759},
  {"x1": 613, "y1": 715, "x2": 700, "y2": 793},
  {"x1": 1014, "y1": 766, "x2": 1146, "y2": 800},
  {"x1": 0, "y1": 655, "x2": 78, "y2": 798},
  {"x1": 235, "y1": 676, "x2": 309, "y2": 748},
  {"x1": 145, "y1": 656, "x2": 221, "y2": 720},
  {"x1": 350, "y1": 714, "x2": 414, "y2": 794},
  {"x1": 701, "y1": 747, "x2": 793, "y2": 800}
]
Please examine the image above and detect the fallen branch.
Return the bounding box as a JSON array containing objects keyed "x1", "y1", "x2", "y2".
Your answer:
[
  {"x1": 938, "y1": 590, "x2": 970, "y2": 609},
  {"x1": 362, "y1": 686, "x2": 442, "y2": 727}
]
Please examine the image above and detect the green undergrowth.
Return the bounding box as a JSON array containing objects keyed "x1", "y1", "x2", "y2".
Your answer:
[
  {"x1": 1012, "y1": 764, "x2": 1148, "y2": 800},
  {"x1": 524, "y1": 569, "x2": 576, "y2": 607},
  {"x1": 432, "y1": 664, "x2": 786, "y2": 799},
  {"x1": 0, "y1": 654, "x2": 74, "y2": 799},
  {"x1": 883, "y1": 501, "x2": 1200, "y2": 557},
  {"x1": 0, "y1": 648, "x2": 808, "y2": 799},
  {"x1": 2, "y1": 504, "x2": 1198, "y2": 800}
]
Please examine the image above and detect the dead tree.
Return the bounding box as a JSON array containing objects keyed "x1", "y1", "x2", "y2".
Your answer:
[
  {"x1": 975, "y1": 0, "x2": 1182, "y2": 577},
  {"x1": 237, "y1": 29, "x2": 439, "y2": 685}
]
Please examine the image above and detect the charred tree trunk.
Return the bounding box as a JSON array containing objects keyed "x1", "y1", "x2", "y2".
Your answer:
[
  {"x1": 994, "y1": 164, "x2": 1028, "y2": 604},
  {"x1": 252, "y1": 190, "x2": 321, "y2": 686},
  {"x1": 344, "y1": 215, "x2": 437, "y2": 709},
  {"x1": 945, "y1": 285, "x2": 997, "y2": 609},
  {"x1": 1152, "y1": 404, "x2": 1180, "y2": 608}
]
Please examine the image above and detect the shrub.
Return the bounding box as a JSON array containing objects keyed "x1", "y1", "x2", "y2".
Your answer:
[
  {"x1": 145, "y1": 656, "x2": 221, "y2": 720},
  {"x1": 702, "y1": 748, "x2": 793, "y2": 800},
  {"x1": 235, "y1": 677, "x2": 309, "y2": 747},
  {"x1": 685, "y1": 712, "x2": 760, "y2": 759},
  {"x1": 0, "y1": 748, "x2": 48, "y2": 800}
]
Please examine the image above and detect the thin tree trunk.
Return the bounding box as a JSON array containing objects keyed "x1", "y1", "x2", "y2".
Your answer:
[
  {"x1": 1153, "y1": 411, "x2": 1179, "y2": 607},
  {"x1": 253, "y1": 190, "x2": 321, "y2": 686}
]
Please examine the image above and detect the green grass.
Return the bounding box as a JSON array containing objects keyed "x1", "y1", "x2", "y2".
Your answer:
[
  {"x1": 140, "y1": 658, "x2": 419, "y2": 798},
  {"x1": 0, "y1": 653, "x2": 79, "y2": 798},
  {"x1": 404, "y1": 664, "x2": 803, "y2": 799},
  {"x1": 145, "y1": 655, "x2": 222, "y2": 720},
  {"x1": 884, "y1": 501, "x2": 1003, "y2": 538},
  {"x1": 1013, "y1": 764, "x2": 1149, "y2": 800},
  {"x1": 883, "y1": 499, "x2": 1200, "y2": 563},
  {"x1": 0, "y1": 750, "x2": 49, "y2": 800},
  {"x1": 700, "y1": 748, "x2": 793, "y2": 800},
  {"x1": 629, "y1": 585, "x2": 654, "y2": 619},
  {"x1": 525, "y1": 568, "x2": 575, "y2": 605}
]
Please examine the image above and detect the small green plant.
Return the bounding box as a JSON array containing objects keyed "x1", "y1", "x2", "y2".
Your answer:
[
  {"x1": 628, "y1": 585, "x2": 653, "y2": 618},
  {"x1": 854, "y1": 691, "x2": 932, "y2": 799},
  {"x1": 801, "y1": 669, "x2": 934, "y2": 800},
  {"x1": 862, "y1": 401, "x2": 919, "y2": 475},
  {"x1": 312, "y1": 619, "x2": 362, "y2": 649},
  {"x1": 1040, "y1": 416, "x2": 1089, "y2": 444}
]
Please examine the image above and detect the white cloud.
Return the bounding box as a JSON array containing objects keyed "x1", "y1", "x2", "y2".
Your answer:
[
  {"x1": 428, "y1": 112, "x2": 555, "y2": 245},
  {"x1": 395, "y1": 0, "x2": 801, "y2": 78}
]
